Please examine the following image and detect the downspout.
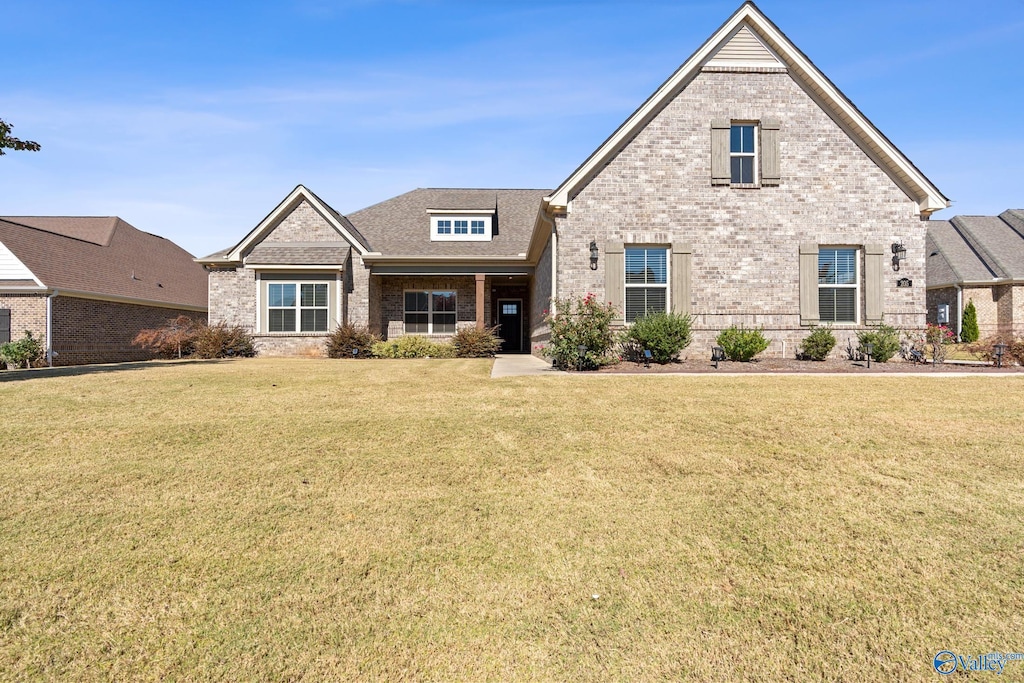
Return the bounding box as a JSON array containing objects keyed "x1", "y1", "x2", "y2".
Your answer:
[
  {"x1": 954, "y1": 284, "x2": 963, "y2": 341},
  {"x1": 549, "y1": 219, "x2": 558, "y2": 316},
  {"x1": 46, "y1": 289, "x2": 58, "y2": 366}
]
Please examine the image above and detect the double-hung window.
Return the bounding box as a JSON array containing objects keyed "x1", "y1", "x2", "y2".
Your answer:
[
  {"x1": 268, "y1": 283, "x2": 329, "y2": 332},
  {"x1": 624, "y1": 247, "x2": 668, "y2": 323},
  {"x1": 818, "y1": 248, "x2": 858, "y2": 323},
  {"x1": 730, "y1": 124, "x2": 756, "y2": 184},
  {"x1": 404, "y1": 291, "x2": 457, "y2": 334}
]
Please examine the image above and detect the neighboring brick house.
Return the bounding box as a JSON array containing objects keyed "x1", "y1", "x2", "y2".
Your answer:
[
  {"x1": 926, "y1": 210, "x2": 1024, "y2": 338},
  {"x1": 0, "y1": 216, "x2": 207, "y2": 366},
  {"x1": 202, "y1": 2, "x2": 950, "y2": 358}
]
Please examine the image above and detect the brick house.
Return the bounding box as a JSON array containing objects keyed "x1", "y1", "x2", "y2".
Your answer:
[
  {"x1": 201, "y1": 2, "x2": 949, "y2": 358},
  {"x1": 926, "y1": 210, "x2": 1024, "y2": 339},
  {"x1": 0, "y1": 216, "x2": 207, "y2": 366}
]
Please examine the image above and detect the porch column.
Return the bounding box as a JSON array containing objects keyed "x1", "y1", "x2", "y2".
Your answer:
[{"x1": 475, "y1": 273, "x2": 486, "y2": 330}]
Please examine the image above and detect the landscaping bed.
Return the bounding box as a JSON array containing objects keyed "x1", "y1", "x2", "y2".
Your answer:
[{"x1": 595, "y1": 356, "x2": 1023, "y2": 373}]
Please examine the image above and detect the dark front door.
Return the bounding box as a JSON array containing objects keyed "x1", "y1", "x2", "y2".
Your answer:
[{"x1": 497, "y1": 299, "x2": 522, "y2": 352}]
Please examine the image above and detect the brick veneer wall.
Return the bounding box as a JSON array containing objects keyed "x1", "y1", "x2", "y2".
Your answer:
[
  {"x1": 50, "y1": 296, "x2": 206, "y2": 365},
  {"x1": 262, "y1": 200, "x2": 343, "y2": 243},
  {"x1": 208, "y1": 268, "x2": 257, "y2": 330},
  {"x1": 0, "y1": 294, "x2": 47, "y2": 345},
  {"x1": 530, "y1": 238, "x2": 553, "y2": 355},
  {"x1": 379, "y1": 277, "x2": 484, "y2": 339},
  {"x1": 551, "y1": 69, "x2": 926, "y2": 359},
  {"x1": 926, "y1": 287, "x2": 960, "y2": 333}
]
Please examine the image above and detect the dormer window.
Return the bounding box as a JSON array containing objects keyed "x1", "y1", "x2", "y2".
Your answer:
[{"x1": 429, "y1": 210, "x2": 494, "y2": 241}]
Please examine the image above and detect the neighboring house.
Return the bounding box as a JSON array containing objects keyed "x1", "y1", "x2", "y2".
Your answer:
[
  {"x1": 0, "y1": 216, "x2": 208, "y2": 366},
  {"x1": 926, "y1": 210, "x2": 1024, "y2": 338},
  {"x1": 201, "y1": 2, "x2": 950, "y2": 358}
]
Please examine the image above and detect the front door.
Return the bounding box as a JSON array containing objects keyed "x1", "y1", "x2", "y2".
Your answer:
[{"x1": 497, "y1": 299, "x2": 523, "y2": 352}]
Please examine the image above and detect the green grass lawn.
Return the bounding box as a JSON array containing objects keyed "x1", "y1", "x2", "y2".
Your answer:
[{"x1": 1, "y1": 359, "x2": 1023, "y2": 681}]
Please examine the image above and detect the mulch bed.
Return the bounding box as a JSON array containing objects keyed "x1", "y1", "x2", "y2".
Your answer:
[{"x1": 593, "y1": 357, "x2": 1023, "y2": 374}]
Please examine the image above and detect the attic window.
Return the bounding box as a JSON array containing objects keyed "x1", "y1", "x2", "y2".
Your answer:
[{"x1": 429, "y1": 211, "x2": 494, "y2": 242}]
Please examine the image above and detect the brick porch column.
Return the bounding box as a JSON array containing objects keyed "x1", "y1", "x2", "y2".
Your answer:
[{"x1": 475, "y1": 273, "x2": 486, "y2": 330}]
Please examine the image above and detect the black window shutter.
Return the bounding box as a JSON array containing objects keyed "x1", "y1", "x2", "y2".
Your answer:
[{"x1": 0, "y1": 309, "x2": 10, "y2": 343}]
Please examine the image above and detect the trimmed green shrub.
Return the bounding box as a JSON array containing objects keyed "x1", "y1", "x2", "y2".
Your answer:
[
  {"x1": 451, "y1": 325, "x2": 503, "y2": 358},
  {"x1": 621, "y1": 311, "x2": 692, "y2": 363},
  {"x1": 798, "y1": 326, "x2": 836, "y2": 361},
  {"x1": 192, "y1": 324, "x2": 256, "y2": 359},
  {"x1": 716, "y1": 326, "x2": 770, "y2": 362},
  {"x1": 855, "y1": 324, "x2": 901, "y2": 362},
  {"x1": 961, "y1": 299, "x2": 979, "y2": 343},
  {"x1": 326, "y1": 323, "x2": 379, "y2": 358},
  {"x1": 0, "y1": 330, "x2": 44, "y2": 369},
  {"x1": 544, "y1": 293, "x2": 617, "y2": 370},
  {"x1": 371, "y1": 336, "x2": 456, "y2": 359}
]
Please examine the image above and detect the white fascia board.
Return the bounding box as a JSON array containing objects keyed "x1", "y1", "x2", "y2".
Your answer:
[
  {"x1": 425, "y1": 208, "x2": 497, "y2": 215},
  {"x1": 227, "y1": 185, "x2": 369, "y2": 261},
  {"x1": 545, "y1": 2, "x2": 949, "y2": 216},
  {"x1": 360, "y1": 254, "x2": 530, "y2": 265},
  {"x1": 243, "y1": 264, "x2": 344, "y2": 271}
]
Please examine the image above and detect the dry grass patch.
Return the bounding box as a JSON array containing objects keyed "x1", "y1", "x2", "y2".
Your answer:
[{"x1": 1, "y1": 359, "x2": 1023, "y2": 680}]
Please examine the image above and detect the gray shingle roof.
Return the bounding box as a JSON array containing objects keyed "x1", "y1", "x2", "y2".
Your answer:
[
  {"x1": 347, "y1": 188, "x2": 549, "y2": 257},
  {"x1": 246, "y1": 243, "x2": 349, "y2": 265},
  {"x1": 927, "y1": 210, "x2": 1024, "y2": 287}
]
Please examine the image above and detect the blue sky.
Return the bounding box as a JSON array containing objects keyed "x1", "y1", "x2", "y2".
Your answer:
[{"x1": 3, "y1": 0, "x2": 1022, "y2": 258}]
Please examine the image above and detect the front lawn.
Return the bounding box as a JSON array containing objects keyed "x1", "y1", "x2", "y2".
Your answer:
[{"x1": 1, "y1": 359, "x2": 1022, "y2": 680}]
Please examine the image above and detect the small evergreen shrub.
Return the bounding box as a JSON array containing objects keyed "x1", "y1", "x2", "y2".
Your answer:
[
  {"x1": 371, "y1": 336, "x2": 456, "y2": 358},
  {"x1": 543, "y1": 293, "x2": 617, "y2": 370},
  {"x1": 325, "y1": 323, "x2": 379, "y2": 358},
  {"x1": 0, "y1": 330, "x2": 44, "y2": 369},
  {"x1": 798, "y1": 326, "x2": 836, "y2": 361},
  {"x1": 716, "y1": 326, "x2": 770, "y2": 362},
  {"x1": 192, "y1": 324, "x2": 256, "y2": 358},
  {"x1": 961, "y1": 300, "x2": 980, "y2": 343},
  {"x1": 132, "y1": 315, "x2": 203, "y2": 359},
  {"x1": 855, "y1": 324, "x2": 901, "y2": 362},
  {"x1": 451, "y1": 326, "x2": 503, "y2": 358},
  {"x1": 620, "y1": 312, "x2": 692, "y2": 363}
]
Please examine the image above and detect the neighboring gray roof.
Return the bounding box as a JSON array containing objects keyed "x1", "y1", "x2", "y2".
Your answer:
[
  {"x1": 927, "y1": 210, "x2": 1024, "y2": 287},
  {"x1": 245, "y1": 243, "x2": 350, "y2": 265},
  {"x1": 347, "y1": 188, "x2": 550, "y2": 257}
]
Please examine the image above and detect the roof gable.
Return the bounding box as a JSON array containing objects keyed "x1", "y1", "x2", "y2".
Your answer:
[
  {"x1": 545, "y1": 1, "x2": 949, "y2": 216},
  {"x1": 223, "y1": 185, "x2": 370, "y2": 262}
]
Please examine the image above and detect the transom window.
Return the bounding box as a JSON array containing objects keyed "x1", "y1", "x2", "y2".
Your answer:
[
  {"x1": 436, "y1": 220, "x2": 452, "y2": 235},
  {"x1": 405, "y1": 290, "x2": 457, "y2": 334},
  {"x1": 454, "y1": 220, "x2": 469, "y2": 235},
  {"x1": 471, "y1": 220, "x2": 485, "y2": 235},
  {"x1": 818, "y1": 248, "x2": 858, "y2": 323},
  {"x1": 268, "y1": 283, "x2": 329, "y2": 332},
  {"x1": 430, "y1": 214, "x2": 493, "y2": 242},
  {"x1": 624, "y1": 247, "x2": 668, "y2": 323},
  {"x1": 730, "y1": 124, "x2": 756, "y2": 184}
]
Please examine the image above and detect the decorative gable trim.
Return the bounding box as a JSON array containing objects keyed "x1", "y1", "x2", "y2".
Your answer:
[
  {"x1": 226, "y1": 185, "x2": 370, "y2": 262},
  {"x1": 544, "y1": 1, "x2": 949, "y2": 217}
]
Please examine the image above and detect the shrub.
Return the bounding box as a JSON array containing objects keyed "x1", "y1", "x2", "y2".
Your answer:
[
  {"x1": 855, "y1": 324, "x2": 901, "y2": 362},
  {"x1": 961, "y1": 299, "x2": 980, "y2": 343},
  {"x1": 325, "y1": 323, "x2": 379, "y2": 358},
  {"x1": 924, "y1": 323, "x2": 956, "y2": 363},
  {"x1": 798, "y1": 326, "x2": 836, "y2": 361},
  {"x1": 716, "y1": 326, "x2": 770, "y2": 362},
  {"x1": 620, "y1": 311, "x2": 692, "y2": 363},
  {"x1": 371, "y1": 336, "x2": 456, "y2": 359},
  {"x1": 544, "y1": 293, "x2": 617, "y2": 370},
  {"x1": 192, "y1": 324, "x2": 256, "y2": 359},
  {"x1": 451, "y1": 326, "x2": 503, "y2": 358},
  {"x1": 968, "y1": 335, "x2": 1024, "y2": 366},
  {"x1": 132, "y1": 315, "x2": 202, "y2": 359},
  {"x1": 0, "y1": 331, "x2": 44, "y2": 369}
]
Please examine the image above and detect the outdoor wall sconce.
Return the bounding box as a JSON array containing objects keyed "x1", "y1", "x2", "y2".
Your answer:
[
  {"x1": 589, "y1": 241, "x2": 599, "y2": 270},
  {"x1": 994, "y1": 342, "x2": 1007, "y2": 368},
  {"x1": 863, "y1": 341, "x2": 874, "y2": 369},
  {"x1": 712, "y1": 345, "x2": 726, "y2": 369},
  {"x1": 891, "y1": 242, "x2": 907, "y2": 271}
]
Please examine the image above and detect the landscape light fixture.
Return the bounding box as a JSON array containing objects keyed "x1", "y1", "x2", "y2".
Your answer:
[
  {"x1": 712, "y1": 345, "x2": 726, "y2": 369},
  {"x1": 994, "y1": 342, "x2": 1007, "y2": 368},
  {"x1": 352, "y1": 348, "x2": 359, "y2": 358},
  {"x1": 643, "y1": 349, "x2": 652, "y2": 369},
  {"x1": 864, "y1": 341, "x2": 874, "y2": 369},
  {"x1": 577, "y1": 344, "x2": 587, "y2": 372},
  {"x1": 589, "y1": 241, "x2": 599, "y2": 270},
  {"x1": 891, "y1": 242, "x2": 907, "y2": 271}
]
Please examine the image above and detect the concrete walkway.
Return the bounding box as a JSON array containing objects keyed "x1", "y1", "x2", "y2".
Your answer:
[{"x1": 490, "y1": 353, "x2": 557, "y2": 378}]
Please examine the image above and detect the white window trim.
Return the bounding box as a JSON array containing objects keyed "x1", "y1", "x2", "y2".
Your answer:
[
  {"x1": 266, "y1": 281, "x2": 331, "y2": 333},
  {"x1": 624, "y1": 246, "x2": 670, "y2": 323},
  {"x1": 403, "y1": 289, "x2": 458, "y2": 335},
  {"x1": 817, "y1": 246, "x2": 860, "y2": 325},
  {"x1": 730, "y1": 122, "x2": 758, "y2": 185},
  {"x1": 429, "y1": 213, "x2": 494, "y2": 242}
]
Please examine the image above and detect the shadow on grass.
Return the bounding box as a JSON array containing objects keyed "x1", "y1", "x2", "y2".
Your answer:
[{"x1": 0, "y1": 359, "x2": 229, "y2": 383}]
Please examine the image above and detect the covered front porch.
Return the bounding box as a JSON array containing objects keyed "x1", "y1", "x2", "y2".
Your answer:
[{"x1": 370, "y1": 265, "x2": 532, "y2": 352}]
